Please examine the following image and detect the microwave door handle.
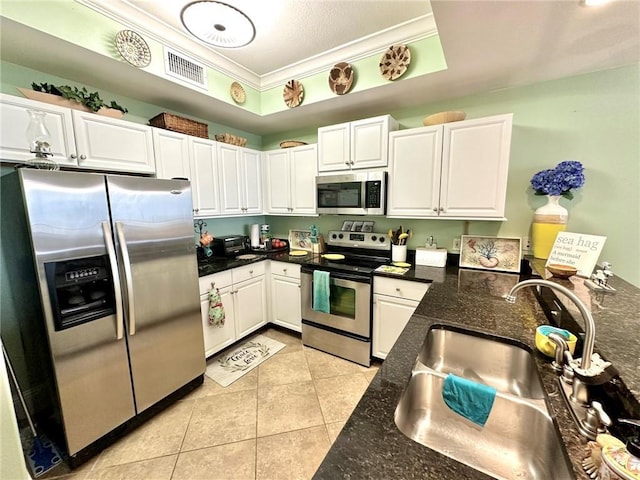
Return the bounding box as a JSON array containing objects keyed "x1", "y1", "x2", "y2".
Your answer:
[
  {"x1": 102, "y1": 221, "x2": 124, "y2": 340},
  {"x1": 115, "y1": 222, "x2": 136, "y2": 336}
]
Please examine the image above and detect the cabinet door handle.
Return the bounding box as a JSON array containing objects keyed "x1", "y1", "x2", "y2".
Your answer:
[
  {"x1": 344, "y1": 161, "x2": 350, "y2": 166},
  {"x1": 70, "y1": 153, "x2": 77, "y2": 159},
  {"x1": 249, "y1": 270, "x2": 253, "y2": 274},
  {"x1": 433, "y1": 208, "x2": 438, "y2": 212},
  {"x1": 439, "y1": 207, "x2": 444, "y2": 212},
  {"x1": 350, "y1": 160, "x2": 355, "y2": 165},
  {"x1": 80, "y1": 154, "x2": 87, "y2": 160},
  {"x1": 396, "y1": 287, "x2": 401, "y2": 292},
  {"x1": 283, "y1": 268, "x2": 287, "y2": 273}
]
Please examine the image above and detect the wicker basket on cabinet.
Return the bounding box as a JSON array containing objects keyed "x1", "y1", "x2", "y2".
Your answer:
[{"x1": 149, "y1": 113, "x2": 208, "y2": 138}]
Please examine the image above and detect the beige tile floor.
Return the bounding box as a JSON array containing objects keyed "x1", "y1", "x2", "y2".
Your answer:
[{"x1": 50, "y1": 327, "x2": 379, "y2": 480}]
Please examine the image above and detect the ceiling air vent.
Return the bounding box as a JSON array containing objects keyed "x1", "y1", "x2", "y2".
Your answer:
[{"x1": 163, "y1": 48, "x2": 208, "y2": 89}]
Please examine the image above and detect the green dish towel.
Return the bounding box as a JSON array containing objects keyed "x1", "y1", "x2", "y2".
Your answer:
[
  {"x1": 312, "y1": 270, "x2": 331, "y2": 313},
  {"x1": 442, "y1": 373, "x2": 497, "y2": 427}
]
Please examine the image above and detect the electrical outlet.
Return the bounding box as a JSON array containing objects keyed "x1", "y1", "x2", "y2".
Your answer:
[
  {"x1": 522, "y1": 236, "x2": 531, "y2": 253},
  {"x1": 452, "y1": 238, "x2": 461, "y2": 251}
]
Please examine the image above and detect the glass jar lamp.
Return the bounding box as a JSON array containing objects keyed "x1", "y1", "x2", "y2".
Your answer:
[{"x1": 25, "y1": 110, "x2": 59, "y2": 170}]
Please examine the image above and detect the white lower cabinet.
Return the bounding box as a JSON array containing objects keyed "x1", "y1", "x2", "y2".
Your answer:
[
  {"x1": 269, "y1": 261, "x2": 302, "y2": 332},
  {"x1": 372, "y1": 277, "x2": 430, "y2": 359},
  {"x1": 198, "y1": 263, "x2": 267, "y2": 358}
]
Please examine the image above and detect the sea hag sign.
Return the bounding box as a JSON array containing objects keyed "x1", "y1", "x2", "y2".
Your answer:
[{"x1": 546, "y1": 232, "x2": 607, "y2": 277}]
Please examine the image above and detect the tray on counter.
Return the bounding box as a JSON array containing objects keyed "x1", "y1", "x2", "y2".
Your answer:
[{"x1": 250, "y1": 238, "x2": 289, "y2": 254}]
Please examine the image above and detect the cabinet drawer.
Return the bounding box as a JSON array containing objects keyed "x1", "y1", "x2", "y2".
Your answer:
[
  {"x1": 232, "y1": 261, "x2": 266, "y2": 283},
  {"x1": 270, "y1": 261, "x2": 301, "y2": 279},
  {"x1": 373, "y1": 277, "x2": 430, "y2": 302},
  {"x1": 199, "y1": 270, "x2": 233, "y2": 295}
]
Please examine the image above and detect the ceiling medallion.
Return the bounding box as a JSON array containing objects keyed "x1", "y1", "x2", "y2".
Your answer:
[
  {"x1": 328, "y1": 62, "x2": 354, "y2": 95},
  {"x1": 181, "y1": 1, "x2": 255, "y2": 48},
  {"x1": 379, "y1": 44, "x2": 411, "y2": 81},
  {"x1": 283, "y1": 80, "x2": 304, "y2": 108}
]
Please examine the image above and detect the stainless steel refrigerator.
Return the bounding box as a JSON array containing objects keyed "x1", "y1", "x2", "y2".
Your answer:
[{"x1": 1, "y1": 169, "x2": 205, "y2": 460}]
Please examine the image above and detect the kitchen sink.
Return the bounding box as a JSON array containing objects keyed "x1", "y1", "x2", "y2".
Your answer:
[
  {"x1": 394, "y1": 326, "x2": 573, "y2": 480},
  {"x1": 418, "y1": 326, "x2": 544, "y2": 399}
]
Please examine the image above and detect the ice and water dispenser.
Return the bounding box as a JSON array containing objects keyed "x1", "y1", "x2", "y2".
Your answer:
[{"x1": 45, "y1": 255, "x2": 116, "y2": 330}]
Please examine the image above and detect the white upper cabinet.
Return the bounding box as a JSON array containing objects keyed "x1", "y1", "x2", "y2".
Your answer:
[
  {"x1": 0, "y1": 94, "x2": 155, "y2": 174},
  {"x1": 318, "y1": 115, "x2": 398, "y2": 172},
  {"x1": 387, "y1": 113, "x2": 513, "y2": 219},
  {"x1": 264, "y1": 144, "x2": 317, "y2": 215},
  {"x1": 0, "y1": 93, "x2": 77, "y2": 167},
  {"x1": 152, "y1": 128, "x2": 191, "y2": 180},
  {"x1": 387, "y1": 125, "x2": 443, "y2": 218},
  {"x1": 190, "y1": 137, "x2": 221, "y2": 217},
  {"x1": 69, "y1": 110, "x2": 155, "y2": 174},
  {"x1": 217, "y1": 142, "x2": 263, "y2": 215}
]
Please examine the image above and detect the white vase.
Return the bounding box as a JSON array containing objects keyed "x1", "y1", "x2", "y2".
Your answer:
[{"x1": 532, "y1": 195, "x2": 568, "y2": 259}]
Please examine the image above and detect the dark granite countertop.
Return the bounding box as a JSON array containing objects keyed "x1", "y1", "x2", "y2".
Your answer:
[
  {"x1": 197, "y1": 250, "x2": 317, "y2": 277},
  {"x1": 315, "y1": 263, "x2": 640, "y2": 480}
]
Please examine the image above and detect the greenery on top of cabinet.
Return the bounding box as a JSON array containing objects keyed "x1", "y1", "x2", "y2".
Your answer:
[{"x1": 31, "y1": 82, "x2": 128, "y2": 113}]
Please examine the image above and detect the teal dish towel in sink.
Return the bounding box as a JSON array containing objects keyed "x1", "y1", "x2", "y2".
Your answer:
[
  {"x1": 442, "y1": 373, "x2": 497, "y2": 427},
  {"x1": 312, "y1": 270, "x2": 331, "y2": 313}
]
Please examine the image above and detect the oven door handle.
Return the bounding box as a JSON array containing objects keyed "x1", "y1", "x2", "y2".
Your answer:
[{"x1": 301, "y1": 268, "x2": 370, "y2": 284}]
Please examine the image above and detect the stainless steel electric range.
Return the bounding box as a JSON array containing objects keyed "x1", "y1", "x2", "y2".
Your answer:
[{"x1": 300, "y1": 230, "x2": 391, "y2": 366}]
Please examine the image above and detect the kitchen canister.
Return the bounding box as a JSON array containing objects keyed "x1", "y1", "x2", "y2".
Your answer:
[
  {"x1": 392, "y1": 245, "x2": 407, "y2": 263},
  {"x1": 531, "y1": 195, "x2": 567, "y2": 259}
]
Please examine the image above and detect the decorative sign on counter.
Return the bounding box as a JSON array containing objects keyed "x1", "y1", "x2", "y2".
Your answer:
[{"x1": 545, "y1": 232, "x2": 607, "y2": 277}]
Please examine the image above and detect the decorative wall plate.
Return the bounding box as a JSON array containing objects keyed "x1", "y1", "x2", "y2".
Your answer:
[
  {"x1": 379, "y1": 44, "x2": 411, "y2": 81},
  {"x1": 328, "y1": 62, "x2": 354, "y2": 95},
  {"x1": 115, "y1": 30, "x2": 151, "y2": 68},
  {"x1": 230, "y1": 82, "x2": 246, "y2": 104},
  {"x1": 283, "y1": 79, "x2": 304, "y2": 108}
]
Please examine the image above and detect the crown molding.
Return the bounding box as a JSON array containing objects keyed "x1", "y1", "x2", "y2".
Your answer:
[
  {"x1": 260, "y1": 14, "x2": 437, "y2": 89},
  {"x1": 76, "y1": 1, "x2": 436, "y2": 92}
]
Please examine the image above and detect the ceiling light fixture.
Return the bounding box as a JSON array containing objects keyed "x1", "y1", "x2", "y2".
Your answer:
[{"x1": 181, "y1": 1, "x2": 255, "y2": 48}]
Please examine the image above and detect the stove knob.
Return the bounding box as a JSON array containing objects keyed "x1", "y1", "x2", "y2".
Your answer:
[
  {"x1": 371, "y1": 235, "x2": 377, "y2": 241},
  {"x1": 331, "y1": 233, "x2": 337, "y2": 239},
  {"x1": 379, "y1": 236, "x2": 386, "y2": 242},
  {"x1": 338, "y1": 233, "x2": 344, "y2": 239}
]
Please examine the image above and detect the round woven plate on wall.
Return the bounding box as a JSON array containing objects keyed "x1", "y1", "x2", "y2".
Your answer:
[
  {"x1": 283, "y1": 80, "x2": 304, "y2": 108},
  {"x1": 230, "y1": 82, "x2": 246, "y2": 104},
  {"x1": 115, "y1": 30, "x2": 151, "y2": 68},
  {"x1": 328, "y1": 62, "x2": 354, "y2": 95},
  {"x1": 379, "y1": 44, "x2": 411, "y2": 81}
]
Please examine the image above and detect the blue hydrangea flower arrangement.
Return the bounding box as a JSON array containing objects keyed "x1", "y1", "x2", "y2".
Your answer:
[{"x1": 530, "y1": 161, "x2": 585, "y2": 200}]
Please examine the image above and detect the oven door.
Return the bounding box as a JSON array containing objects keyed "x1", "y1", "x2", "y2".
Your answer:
[{"x1": 301, "y1": 270, "x2": 371, "y2": 338}]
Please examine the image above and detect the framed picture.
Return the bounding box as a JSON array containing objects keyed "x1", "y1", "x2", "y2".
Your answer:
[
  {"x1": 362, "y1": 221, "x2": 375, "y2": 233},
  {"x1": 341, "y1": 220, "x2": 354, "y2": 231},
  {"x1": 459, "y1": 235, "x2": 522, "y2": 273},
  {"x1": 289, "y1": 230, "x2": 313, "y2": 251},
  {"x1": 351, "y1": 221, "x2": 364, "y2": 232}
]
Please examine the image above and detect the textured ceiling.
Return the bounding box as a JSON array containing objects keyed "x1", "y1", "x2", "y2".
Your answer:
[{"x1": 126, "y1": 0, "x2": 432, "y2": 76}]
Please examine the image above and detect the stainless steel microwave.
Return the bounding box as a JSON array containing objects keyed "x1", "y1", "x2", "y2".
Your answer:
[{"x1": 316, "y1": 171, "x2": 386, "y2": 215}]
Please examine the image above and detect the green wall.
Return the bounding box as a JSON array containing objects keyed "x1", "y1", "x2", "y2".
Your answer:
[
  {"x1": 1, "y1": 60, "x2": 637, "y2": 286},
  {"x1": 259, "y1": 64, "x2": 640, "y2": 287},
  {"x1": 0, "y1": 61, "x2": 263, "y2": 149}
]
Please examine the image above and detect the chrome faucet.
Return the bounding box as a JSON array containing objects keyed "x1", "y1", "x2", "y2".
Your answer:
[
  {"x1": 505, "y1": 279, "x2": 596, "y2": 371},
  {"x1": 506, "y1": 279, "x2": 614, "y2": 439}
]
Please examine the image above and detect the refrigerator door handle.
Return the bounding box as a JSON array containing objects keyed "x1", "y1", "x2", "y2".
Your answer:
[
  {"x1": 102, "y1": 221, "x2": 124, "y2": 340},
  {"x1": 115, "y1": 221, "x2": 136, "y2": 336}
]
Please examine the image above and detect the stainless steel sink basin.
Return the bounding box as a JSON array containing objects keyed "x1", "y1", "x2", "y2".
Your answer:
[
  {"x1": 394, "y1": 326, "x2": 573, "y2": 480},
  {"x1": 419, "y1": 326, "x2": 544, "y2": 399}
]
